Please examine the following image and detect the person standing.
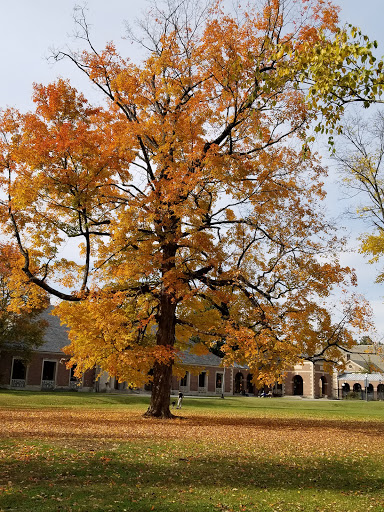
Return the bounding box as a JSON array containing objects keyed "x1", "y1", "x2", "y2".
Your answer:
[{"x1": 176, "y1": 391, "x2": 183, "y2": 409}]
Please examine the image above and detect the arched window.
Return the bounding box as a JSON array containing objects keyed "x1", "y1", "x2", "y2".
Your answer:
[
  {"x1": 377, "y1": 383, "x2": 384, "y2": 400},
  {"x1": 353, "y1": 383, "x2": 362, "y2": 392}
]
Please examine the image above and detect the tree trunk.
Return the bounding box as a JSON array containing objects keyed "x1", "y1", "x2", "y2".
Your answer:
[
  {"x1": 144, "y1": 242, "x2": 177, "y2": 418},
  {"x1": 144, "y1": 359, "x2": 174, "y2": 418}
]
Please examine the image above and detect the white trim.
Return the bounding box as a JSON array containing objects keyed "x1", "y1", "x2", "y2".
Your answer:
[{"x1": 10, "y1": 357, "x2": 27, "y2": 388}]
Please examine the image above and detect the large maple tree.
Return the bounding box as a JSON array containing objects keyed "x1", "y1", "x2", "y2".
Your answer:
[{"x1": 0, "y1": 0, "x2": 382, "y2": 416}]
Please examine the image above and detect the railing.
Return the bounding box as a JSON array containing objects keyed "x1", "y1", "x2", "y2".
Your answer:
[
  {"x1": 41, "y1": 380, "x2": 55, "y2": 390},
  {"x1": 11, "y1": 379, "x2": 26, "y2": 388},
  {"x1": 342, "y1": 390, "x2": 375, "y2": 401}
]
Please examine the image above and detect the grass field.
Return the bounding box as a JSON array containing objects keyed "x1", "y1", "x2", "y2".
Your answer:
[{"x1": 0, "y1": 391, "x2": 384, "y2": 511}]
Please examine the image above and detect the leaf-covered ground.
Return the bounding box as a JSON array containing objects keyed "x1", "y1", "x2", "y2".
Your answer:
[{"x1": 0, "y1": 394, "x2": 383, "y2": 511}]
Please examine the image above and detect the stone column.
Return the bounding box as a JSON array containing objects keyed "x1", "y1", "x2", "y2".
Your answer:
[{"x1": 309, "y1": 362, "x2": 315, "y2": 399}]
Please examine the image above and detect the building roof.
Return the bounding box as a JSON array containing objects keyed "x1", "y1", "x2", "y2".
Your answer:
[
  {"x1": 177, "y1": 349, "x2": 222, "y2": 367},
  {"x1": 347, "y1": 345, "x2": 384, "y2": 373},
  {"x1": 35, "y1": 310, "x2": 224, "y2": 365},
  {"x1": 28, "y1": 312, "x2": 384, "y2": 378},
  {"x1": 338, "y1": 372, "x2": 384, "y2": 383},
  {"x1": 36, "y1": 308, "x2": 70, "y2": 354}
]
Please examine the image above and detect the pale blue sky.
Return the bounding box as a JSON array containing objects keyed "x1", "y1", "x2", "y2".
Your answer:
[
  {"x1": 326, "y1": 0, "x2": 384, "y2": 337},
  {"x1": 0, "y1": 0, "x2": 383, "y2": 335}
]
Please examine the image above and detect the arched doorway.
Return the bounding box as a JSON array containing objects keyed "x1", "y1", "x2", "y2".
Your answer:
[
  {"x1": 353, "y1": 383, "x2": 362, "y2": 394},
  {"x1": 378, "y1": 383, "x2": 384, "y2": 400},
  {"x1": 319, "y1": 376, "x2": 328, "y2": 397},
  {"x1": 341, "y1": 382, "x2": 350, "y2": 398},
  {"x1": 235, "y1": 372, "x2": 244, "y2": 394},
  {"x1": 293, "y1": 375, "x2": 303, "y2": 396}
]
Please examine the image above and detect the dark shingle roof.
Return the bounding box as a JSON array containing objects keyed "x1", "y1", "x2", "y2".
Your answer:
[
  {"x1": 177, "y1": 349, "x2": 222, "y2": 367},
  {"x1": 36, "y1": 310, "x2": 223, "y2": 365},
  {"x1": 36, "y1": 307, "x2": 70, "y2": 354}
]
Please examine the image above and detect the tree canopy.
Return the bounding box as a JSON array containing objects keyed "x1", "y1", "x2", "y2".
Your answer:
[
  {"x1": 0, "y1": 0, "x2": 382, "y2": 416},
  {"x1": 359, "y1": 335, "x2": 374, "y2": 345},
  {"x1": 0, "y1": 243, "x2": 49, "y2": 359}
]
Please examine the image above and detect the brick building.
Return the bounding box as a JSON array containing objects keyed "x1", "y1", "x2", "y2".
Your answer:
[
  {"x1": 0, "y1": 309, "x2": 95, "y2": 392},
  {"x1": 2, "y1": 309, "x2": 380, "y2": 400},
  {"x1": 338, "y1": 345, "x2": 384, "y2": 400},
  {"x1": 282, "y1": 361, "x2": 337, "y2": 399}
]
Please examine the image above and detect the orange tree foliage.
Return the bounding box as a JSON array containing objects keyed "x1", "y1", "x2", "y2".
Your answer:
[
  {"x1": 0, "y1": 243, "x2": 49, "y2": 358},
  {"x1": 0, "y1": 0, "x2": 382, "y2": 416}
]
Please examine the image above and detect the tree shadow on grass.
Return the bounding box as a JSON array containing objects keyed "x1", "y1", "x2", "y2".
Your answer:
[{"x1": 0, "y1": 447, "x2": 383, "y2": 497}]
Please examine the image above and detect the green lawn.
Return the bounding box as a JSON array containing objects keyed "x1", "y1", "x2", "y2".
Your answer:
[
  {"x1": 0, "y1": 391, "x2": 383, "y2": 511},
  {"x1": 1, "y1": 390, "x2": 384, "y2": 419}
]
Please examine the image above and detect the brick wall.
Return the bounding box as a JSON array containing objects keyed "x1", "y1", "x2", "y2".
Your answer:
[{"x1": 0, "y1": 350, "x2": 95, "y2": 391}]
